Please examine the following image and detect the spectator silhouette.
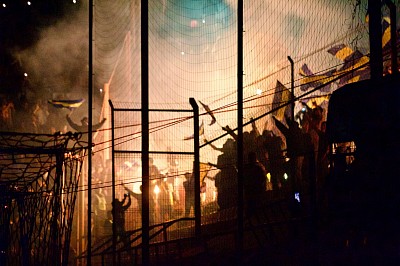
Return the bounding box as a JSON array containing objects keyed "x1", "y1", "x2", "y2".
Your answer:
[
  {"x1": 207, "y1": 137, "x2": 238, "y2": 211},
  {"x1": 214, "y1": 139, "x2": 237, "y2": 210},
  {"x1": 149, "y1": 157, "x2": 162, "y2": 180},
  {"x1": 273, "y1": 115, "x2": 303, "y2": 194},
  {"x1": 183, "y1": 172, "x2": 195, "y2": 217},
  {"x1": 124, "y1": 184, "x2": 156, "y2": 226},
  {"x1": 262, "y1": 131, "x2": 285, "y2": 191},
  {"x1": 156, "y1": 178, "x2": 174, "y2": 221},
  {"x1": 112, "y1": 188, "x2": 131, "y2": 242},
  {"x1": 66, "y1": 114, "x2": 106, "y2": 132},
  {"x1": 93, "y1": 184, "x2": 107, "y2": 240},
  {"x1": 0, "y1": 97, "x2": 14, "y2": 131},
  {"x1": 243, "y1": 151, "x2": 267, "y2": 217},
  {"x1": 273, "y1": 114, "x2": 316, "y2": 217},
  {"x1": 222, "y1": 125, "x2": 238, "y2": 140}
]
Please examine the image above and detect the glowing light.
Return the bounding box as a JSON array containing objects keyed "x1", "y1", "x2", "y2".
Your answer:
[
  {"x1": 283, "y1": 173, "x2": 288, "y2": 180},
  {"x1": 190, "y1": 20, "x2": 198, "y2": 28},
  {"x1": 295, "y1": 192, "x2": 300, "y2": 202},
  {"x1": 124, "y1": 161, "x2": 133, "y2": 168},
  {"x1": 256, "y1": 88, "x2": 262, "y2": 95},
  {"x1": 202, "y1": 19, "x2": 206, "y2": 24},
  {"x1": 99, "y1": 88, "x2": 103, "y2": 93},
  {"x1": 181, "y1": 51, "x2": 185, "y2": 55},
  {"x1": 154, "y1": 184, "x2": 160, "y2": 195},
  {"x1": 266, "y1": 172, "x2": 271, "y2": 182},
  {"x1": 24, "y1": 73, "x2": 28, "y2": 77},
  {"x1": 301, "y1": 107, "x2": 306, "y2": 112},
  {"x1": 27, "y1": 1, "x2": 31, "y2": 5},
  {"x1": 2, "y1": 3, "x2": 6, "y2": 7},
  {"x1": 73, "y1": 0, "x2": 77, "y2": 3},
  {"x1": 201, "y1": 192, "x2": 206, "y2": 203}
]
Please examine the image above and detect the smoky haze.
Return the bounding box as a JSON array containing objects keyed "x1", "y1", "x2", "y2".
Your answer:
[
  {"x1": 1, "y1": 0, "x2": 369, "y2": 135},
  {"x1": 4, "y1": 1, "x2": 100, "y2": 132}
]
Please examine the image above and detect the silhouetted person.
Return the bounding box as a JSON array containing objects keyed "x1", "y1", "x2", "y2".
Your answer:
[
  {"x1": 124, "y1": 184, "x2": 156, "y2": 226},
  {"x1": 207, "y1": 138, "x2": 238, "y2": 211},
  {"x1": 222, "y1": 125, "x2": 237, "y2": 140},
  {"x1": 214, "y1": 142, "x2": 237, "y2": 210},
  {"x1": 183, "y1": 172, "x2": 195, "y2": 217},
  {"x1": 66, "y1": 114, "x2": 106, "y2": 132},
  {"x1": 93, "y1": 185, "x2": 107, "y2": 240},
  {"x1": 149, "y1": 157, "x2": 161, "y2": 179},
  {"x1": 204, "y1": 137, "x2": 224, "y2": 152},
  {"x1": 0, "y1": 97, "x2": 14, "y2": 131},
  {"x1": 243, "y1": 152, "x2": 267, "y2": 217},
  {"x1": 263, "y1": 132, "x2": 285, "y2": 191},
  {"x1": 273, "y1": 115, "x2": 314, "y2": 193},
  {"x1": 156, "y1": 178, "x2": 174, "y2": 221},
  {"x1": 112, "y1": 188, "x2": 131, "y2": 242}
]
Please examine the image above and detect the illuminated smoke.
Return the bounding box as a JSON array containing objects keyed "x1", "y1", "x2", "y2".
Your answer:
[
  {"x1": 15, "y1": 2, "x2": 92, "y2": 130},
  {"x1": 10, "y1": 0, "x2": 369, "y2": 157}
]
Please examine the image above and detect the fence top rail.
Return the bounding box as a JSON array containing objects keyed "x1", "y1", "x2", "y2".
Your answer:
[
  {"x1": 114, "y1": 150, "x2": 195, "y2": 155},
  {"x1": 111, "y1": 107, "x2": 194, "y2": 113},
  {"x1": 109, "y1": 99, "x2": 195, "y2": 112}
]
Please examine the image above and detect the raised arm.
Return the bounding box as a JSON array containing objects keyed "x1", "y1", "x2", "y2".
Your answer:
[
  {"x1": 222, "y1": 125, "x2": 238, "y2": 140},
  {"x1": 250, "y1": 118, "x2": 261, "y2": 137},
  {"x1": 66, "y1": 115, "x2": 84, "y2": 132},
  {"x1": 204, "y1": 138, "x2": 223, "y2": 152},
  {"x1": 92, "y1": 118, "x2": 107, "y2": 131},
  {"x1": 272, "y1": 116, "x2": 289, "y2": 138},
  {"x1": 122, "y1": 192, "x2": 131, "y2": 210},
  {"x1": 124, "y1": 184, "x2": 141, "y2": 201}
]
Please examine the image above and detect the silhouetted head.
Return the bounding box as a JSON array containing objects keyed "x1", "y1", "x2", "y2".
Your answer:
[
  {"x1": 112, "y1": 198, "x2": 122, "y2": 208},
  {"x1": 184, "y1": 172, "x2": 192, "y2": 180}
]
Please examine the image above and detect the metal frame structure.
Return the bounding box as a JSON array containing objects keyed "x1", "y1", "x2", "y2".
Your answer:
[
  {"x1": 108, "y1": 99, "x2": 200, "y2": 265},
  {"x1": 0, "y1": 132, "x2": 87, "y2": 266}
]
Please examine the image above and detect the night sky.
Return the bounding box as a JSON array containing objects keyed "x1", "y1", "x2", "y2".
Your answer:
[{"x1": 0, "y1": 0, "x2": 83, "y2": 98}]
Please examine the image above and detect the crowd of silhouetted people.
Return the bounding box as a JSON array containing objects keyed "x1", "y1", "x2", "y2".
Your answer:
[
  {"x1": 209, "y1": 102, "x2": 330, "y2": 223},
  {"x1": 6, "y1": 93, "x2": 399, "y2": 263},
  {"x1": 0, "y1": 95, "x2": 53, "y2": 133}
]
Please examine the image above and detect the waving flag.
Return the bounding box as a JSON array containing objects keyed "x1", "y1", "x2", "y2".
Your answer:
[
  {"x1": 299, "y1": 15, "x2": 394, "y2": 94},
  {"x1": 364, "y1": 15, "x2": 393, "y2": 58},
  {"x1": 327, "y1": 44, "x2": 355, "y2": 62},
  {"x1": 198, "y1": 101, "x2": 216, "y2": 126},
  {"x1": 184, "y1": 121, "x2": 204, "y2": 140},
  {"x1": 302, "y1": 95, "x2": 330, "y2": 109},
  {"x1": 272, "y1": 81, "x2": 291, "y2": 121},
  {"x1": 327, "y1": 44, "x2": 368, "y2": 71},
  {"x1": 328, "y1": 44, "x2": 369, "y2": 85},
  {"x1": 48, "y1": 99, "x2": 85, "y2": 110},
  {"x1": 299, "y1": 64, "x2": 335, "y2": 92},
  {"x1": 382, "y1": 17, "x2": 392, "y2": 50}
]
